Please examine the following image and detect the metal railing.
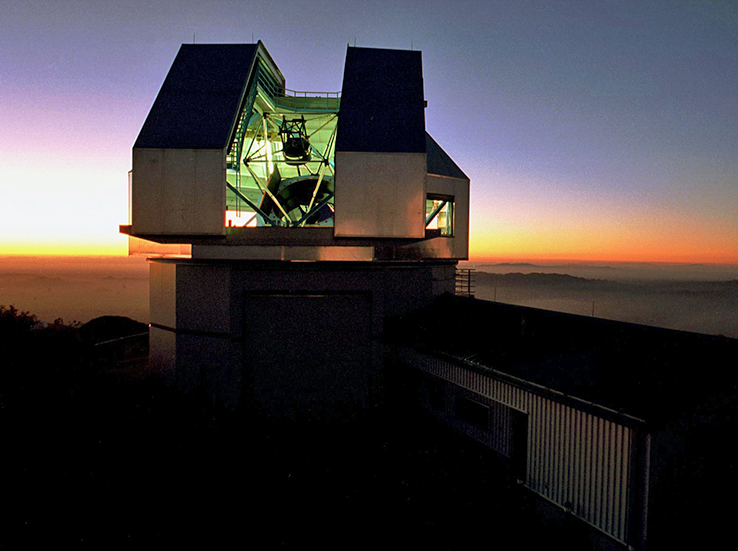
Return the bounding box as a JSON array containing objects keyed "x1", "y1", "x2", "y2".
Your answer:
[
  {"x1": 455, "y1": 268, "x2": 476, "y2": 298},
  {"x1": 256, "y1": 65, "x2": 340, "y2": 111},
  {"x1": 281, "y1": 88, "x2": 341, "y2": 99},
  {"x1": 269, "y1": 90, "x2": 341, "y2": 113}
]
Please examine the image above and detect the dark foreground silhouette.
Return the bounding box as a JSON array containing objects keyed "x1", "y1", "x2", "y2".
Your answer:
[
  {"x1": 5, "y1": 304, "x2": 737, "y2": 549},
  {"x1": 3, "y1": 307, "x2": 561, "y2": 549}
]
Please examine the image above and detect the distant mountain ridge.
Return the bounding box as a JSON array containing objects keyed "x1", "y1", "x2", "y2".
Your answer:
[
  {"x1": 476, "y1": 272, "x2": 617, "y2": 290},
  {"x1": 476, "y1": 263, "x2": 615, "y2": 270},
  {"x1": 467, "y1": 262, "x2": 738, "y2": 283},
  {"x1": 475, "y1": 272, "x2": 738, "y2": 291}
]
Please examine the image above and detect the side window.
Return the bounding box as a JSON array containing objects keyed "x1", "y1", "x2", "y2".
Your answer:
[
  {"x1": 456, "y1": 396, "x2": 490, "y2": 432},
  {"x1": 425, "y1": 194, "x2": 454, "y2": 236}
]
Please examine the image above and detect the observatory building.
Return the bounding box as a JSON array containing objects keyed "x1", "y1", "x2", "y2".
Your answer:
[
  {"x1": 121, "y1": 42, "x2": 470, "y2": 415},
  {"x1": 121, "y1": 41, "x2": 738, "y2": 551}
]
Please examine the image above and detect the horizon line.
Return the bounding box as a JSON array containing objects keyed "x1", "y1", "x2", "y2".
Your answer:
[{"x1": 2, "y1": 253, "x2": 738, "y2": 268}]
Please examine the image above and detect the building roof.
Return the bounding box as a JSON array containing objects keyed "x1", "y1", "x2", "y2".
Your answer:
[
  {"x1": 426, "y1": 133, "x2": 469, "y2": 180},
  {"x1": 389, "y1": 294, "x2": 738, "y2": 424},
  {"x1": 336, "y1": 46, "x2": 426, "y2": 154},
  {"x1": 134, "y1": 44, "x2": 258, "y2": 149}
]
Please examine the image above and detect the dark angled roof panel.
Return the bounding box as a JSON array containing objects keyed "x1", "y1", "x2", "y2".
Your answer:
[
  {"x1": 134, "y1": 44, "x2": 258, "y2": 149},
  {"x1": 389, "y1": 294, "x2": 738, "y2": 423},
  {"x1": 336, "y1": 47, "x2": 426, "y2": 153},
  {"x1": 426, "y1": 133, "x2": 468, "y2": 180}
]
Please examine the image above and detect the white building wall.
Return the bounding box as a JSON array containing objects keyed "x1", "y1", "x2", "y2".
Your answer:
[
  {"x1": 399, "y1": 348, "x2": 635, "y2": 544},
  {"x1": 132, "y1": 148, "x2": 226, "y2": 235},
  {"x1": 334, "y1": 152, "x2": 426, "y2": 238},
  {"x1": 149, "y1": 261, "x2": 177, "y2": 328}
]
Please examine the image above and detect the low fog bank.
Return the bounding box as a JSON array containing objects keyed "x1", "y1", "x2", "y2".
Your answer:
[
  {"x1": 0, "y1": 256, "x2": 148, "y2": 324},
  {"x1": 474, "y1": 272, "x2": 738, "y2": 339}
]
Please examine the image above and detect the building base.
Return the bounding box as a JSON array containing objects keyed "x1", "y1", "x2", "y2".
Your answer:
[{"x1": 148, "y1": 258, "x2": 457, "y2": 418}]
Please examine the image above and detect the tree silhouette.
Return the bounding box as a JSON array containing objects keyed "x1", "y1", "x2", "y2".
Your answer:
[{"x1": 0, "y1": 304, "x2": 38, "y2": 331}]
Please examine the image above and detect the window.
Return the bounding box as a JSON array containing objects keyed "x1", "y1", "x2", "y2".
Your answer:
[
  {"x1": 425, "y1": 194, "x2": 454, "y2": 236},
  {"x1": 456, "y1": 396, "x2": 490, "y2": 432}
]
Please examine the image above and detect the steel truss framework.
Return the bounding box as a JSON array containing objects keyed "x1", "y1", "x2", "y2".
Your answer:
[{"x1": 226, "y1": 75, "x2": 339, "y2": 228}]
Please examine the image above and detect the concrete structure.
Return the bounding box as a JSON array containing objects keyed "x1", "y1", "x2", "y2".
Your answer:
[{"x1": 121, "y1": 42, "x2": 470, "y2": 417}]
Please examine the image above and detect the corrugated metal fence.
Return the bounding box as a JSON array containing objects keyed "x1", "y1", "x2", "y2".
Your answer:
[{"x1": 399, "y1": 347, "x2": 634, "y2": 544}]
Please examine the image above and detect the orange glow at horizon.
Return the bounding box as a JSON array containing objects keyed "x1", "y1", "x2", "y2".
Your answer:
[
  {"x1": 0, "y1": 160, "x2": 129, "y2": 258},
  {"x1": 469, "y1": 222, "x2": 738, "y2": 265},
  {"x1": 3, "y1": 234, "x2": 737, "y2": 265},
  {"x1": 466, "y1": 167, "x2": 738, "y2": 266},
  {"x1": 0, "y1": 241, "x2": 127, "y2": 257}
]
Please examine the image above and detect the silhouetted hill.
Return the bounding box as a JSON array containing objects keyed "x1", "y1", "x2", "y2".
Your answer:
[
  {"x1": 477, "y1": 271, "x2": 738, "y2": 294},
  {"x1": 477, "y1": 262, "x2": 616, "y2": 270},
  {"x1": 79, "y1": 315, "x2": 148, "y2": 345},
  {"x1": 477, "y1": 271, "x2": 616, "y2": 290},
  {"x1": 468, "y1": 261, "x2": 738, "y2": 281}
]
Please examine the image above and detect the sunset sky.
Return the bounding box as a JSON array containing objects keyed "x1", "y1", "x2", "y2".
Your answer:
[{"x1": 2, "y1": 0, "x2": 737, "y2": 263}]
